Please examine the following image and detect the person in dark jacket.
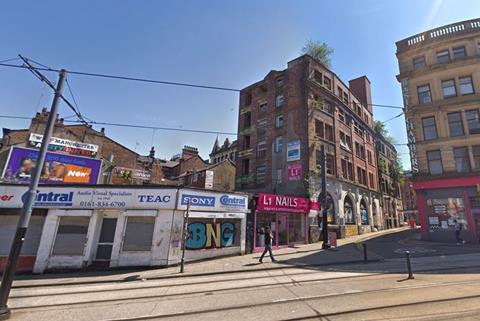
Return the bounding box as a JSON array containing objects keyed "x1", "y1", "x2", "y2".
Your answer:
[
  {"x1": 454, "y1": 219, "x2": 466, "y2": 244},
  {"x1": 259, "y1": 226, "x2": 277, "y2": 263}
]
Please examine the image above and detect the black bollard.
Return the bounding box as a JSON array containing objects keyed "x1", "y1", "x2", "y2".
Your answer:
[
  {"x1": 405, "y1": 251, "x2": 414, "y2": 279},
  {"x1": 362, "y1": 243, "x2": 368, "y2": 263}
]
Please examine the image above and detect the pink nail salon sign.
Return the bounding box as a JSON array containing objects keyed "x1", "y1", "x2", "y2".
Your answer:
[{"x1": 257, "y1": 193, "x2": 309, "y2": 214}]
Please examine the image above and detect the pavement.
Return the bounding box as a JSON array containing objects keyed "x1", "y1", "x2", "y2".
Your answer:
[{"x1": 5, "y1": 226, "x2": 480, "y2": 321}]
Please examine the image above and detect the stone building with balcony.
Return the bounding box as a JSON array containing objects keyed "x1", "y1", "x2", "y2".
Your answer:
[
  {"x1": 396, "y1": 18, "x2": 480, "y2": 242},
  {"x1": 236, "y1": 55, "x2": 383, "y2": 243}
]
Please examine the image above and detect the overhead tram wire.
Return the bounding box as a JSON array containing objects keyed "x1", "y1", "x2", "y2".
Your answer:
[{"x1": 0, "y1": 59, "x2": 406, "y2": 109}]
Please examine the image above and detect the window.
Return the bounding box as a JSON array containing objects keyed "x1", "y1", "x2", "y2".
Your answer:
[
  {"x1": 357, "y1": 167, "x2": 367, "y2": 185},
  {"x1": 337, "y1": 86, "x2": 343, "y2": 99},
  {"x1": 243, "y1": 135, "x2": 251, "y2": 149},
  {"x1": 427, "y1": 150, "x2": 443, "y2": 175},
  {"x1": 313, "y1": 70, "x2": 322, "y2": 83},
  {"x1": 325, "y1": 124, "x2": 334, "y2": 141},
  {"x1": 369, "y1": 172, "x2": 375, "y2": 189},
  {"x1": 257, "y1": 140, "x2": 267, "y2": 158},
  {"x1": 275, "y1": 115, "x2": 284, "y2": 128},
  {"x1": 323, "y1": 76, "x2": 332, "y2": 90},
  {"x1": 340, "y1": 132, "x2": 351, "y2": 151},
  {"x1": 344, "y1": 197, "x2": 355, "y2": 224},
  {"x1": 436, "y1": 50, "x2": 450, "y2": 63},
  {"x1": 452, "y1": 46, "x2": 466, "y2": 59},
  {"x1": 473, "y1": 145, "x2": 480, "y2": 169},
  {"x1": 322, "y1": 100, "x2": 333, "y2": 114},
  {"x1": 256, "y1": 165, "x2": 266, "y2": 184},
  {"x1": 442, "y1": 79, "x2": 457, "y2": 98},
  {"x1": 243, "y1": 112, "x2": 251, "y2": 128},
  {"x1": 454, "y1": 147, "x2": 471, "y2": 173},
  {"x1": 422, "y1": 116, "x2": 438, "y2": 140},
  {"x1": 417, "y1": 85, "x2": 432, "y2": 104},
  {"x1": 242, "y1": 159, "x2": 250, "y2": 175},
  {"x1": 276, "y1": 78, "x2": 284, "y2": 88},
  {"x1": 52, "y1": 216, "x2": 90, "y2": 255},
  {"x1": 338, "y1": 109, "x2": 345, "y2": 122},
  {"x1": 413, "y1": 56, "x2": 426, "y2": 69},
  {"x1": 466, "y1": 110, "x2": 480, "y2": 134},
  {"x1": 459, "y1": 76, "x2": 474, "y2": 95},
  {"x1": 367, "y1": 150, "x2": 373, "y2": 164},
  {"x1": 447, "y1": 112, "x2": 464, "y2": 137},
  {"x1": 355, "y1": 142, "x2": 365, "y2": 159},
  {"x1": 192, "y1": 172, "x2": 199, "y2": 182},
  {"x1": 259, "y1": 102, "x2": 268, "y2": 113},
  {"x1": 275, "y1": 136, "x2": 283, "y2": 153},
  {"x1": 326, "y1": 154, "x2": 335, "y2": 175},
  {"x1": 257, "y1": 119, "x2": 267, "y2": 135},
  {"x1": 341, "y1": 159, "x2": 353, "y2": 181},
  {"x1": 123, "y1": 216, "x2": 155, "y2": 252},
  {"x1": 276, "y1": 95, "x2": 284, "y2": 107},
  {"x1": 243, "y1": 92, "x2": 252, "y2": 106},
  {"x1": 315, "y1": 120, "x2": 324, "y2": 138}
]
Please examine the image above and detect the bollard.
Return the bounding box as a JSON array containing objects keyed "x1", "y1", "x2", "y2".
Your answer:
[
  {"x1": 362, "y1": 243, "x2": 368, "y2": 263},
  {"x1": 405, "y1": 251, "x2": 414, "y2": 279}
]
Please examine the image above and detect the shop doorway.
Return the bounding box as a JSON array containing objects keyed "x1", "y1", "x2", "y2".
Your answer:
[
  {"x1": 94, "y1": 218, "x2": 117, "y2": 264},
  {"x1": 254, "y1": 212, "x2": 306, "y2": 251}
]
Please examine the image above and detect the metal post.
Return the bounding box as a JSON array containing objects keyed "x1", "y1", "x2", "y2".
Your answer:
[
  {"x1": 405, "y1": 251, "x2": 414, "y2": 279},
  {"x1": 180, "y1": 201, "x2": 191, "y2": 273},
  {"x1": 320, "y1": 145, "x2": 330, "y2": 249},
  {"x1": 362, "y1": 243, "x2": 368, "y2": 263},
  {"x1": 0, "y1": 70, "x2": 66, "y2": 318}
]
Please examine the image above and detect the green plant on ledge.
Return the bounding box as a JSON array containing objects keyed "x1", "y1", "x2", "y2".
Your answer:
[{"x1": 312, "y1": 99, "x2": 324, "y2": 111}]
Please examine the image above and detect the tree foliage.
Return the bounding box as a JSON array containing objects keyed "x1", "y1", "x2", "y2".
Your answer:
[{"x1": 302, "y1": 40, "x2": 334, "y2": 68}]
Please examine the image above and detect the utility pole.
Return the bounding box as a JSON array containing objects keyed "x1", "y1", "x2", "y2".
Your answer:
[
  {"x1": 180, "y1": 201, "x2": 191, "y2": 273},
  {"x1": 0, "y1": 70, "x2": 66, "y2": 318},
  {"x1": 319, "y1": 145, "x2": 330, "y2": 249}
]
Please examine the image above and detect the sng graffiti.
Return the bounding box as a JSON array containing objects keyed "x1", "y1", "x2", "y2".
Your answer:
[{"x1": 186, "y1": 221, "x2": 235, "y2": 249}]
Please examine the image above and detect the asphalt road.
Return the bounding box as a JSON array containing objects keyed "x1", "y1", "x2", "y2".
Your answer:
[{"x1": 364, "y1": 228, "x2": 480, "y2": 259}]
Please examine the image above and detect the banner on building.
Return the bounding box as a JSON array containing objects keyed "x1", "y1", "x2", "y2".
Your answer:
[
  {"x1": 205, "y1": 170, "x2": 214, "y2": 189},
  {"x1": 28, "y1": 133, "x2": 99, "y2": 157},
  {"x1": 287, "y1": 163, "x2": 302, "y2": 181},
  {"x1": 177, "y1": 189, "x2": 248, "y2": 212},
  {"x1": 115, "y1": 167, "x2": 151, "y2": 181},
  {"x1": 287, "y1": 140, "x2": 301, "y2": 162},
  {"x1": 2, "y1": 147, "x2": 101, "y2": 185}
]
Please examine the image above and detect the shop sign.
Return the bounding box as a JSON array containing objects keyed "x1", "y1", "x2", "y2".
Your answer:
[
  {"x1": 177, "y1": 189, "x2": 248, "y2": 212},
  {"x1": 2, "y1": 147, "x2": 101, "y2": 185},
  {"x1": 287, "y1": 163, "x2": 302, "y2": 181},
  {"x1": 205, "y1": 170, "x2": 214, "y2": 189},
  {"x1": 29, "y1": 133, "x2": 98, "y2": 157},
  {"x1": 0, "y1": 185, "x2": 177, "y2": 209},
  {"x1": 257, "y1": 193, "x2": 309, "y2": 214},
  {"x1": 286, "y1": 140, "x2": 301, "y2": 162}
]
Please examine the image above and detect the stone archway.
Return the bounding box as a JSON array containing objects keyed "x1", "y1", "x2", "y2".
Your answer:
[
  {"x1": 360, "y1": 198, "x2": 369, "y2": 225},
  {"x1": 344, "y1": 195, "x2": 355, "y2": 225}
]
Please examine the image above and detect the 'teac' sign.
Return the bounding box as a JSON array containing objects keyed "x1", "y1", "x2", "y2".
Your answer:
[{"x1": 257, "y1": 193, "x2": 309, "y2": 214}]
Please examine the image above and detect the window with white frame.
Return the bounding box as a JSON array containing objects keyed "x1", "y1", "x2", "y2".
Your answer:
[
  {"x1": 122, "y1": 216, "x2": 155, "y2": 252},
  {"x1": 459, "y1": 76, "x2": 474, "y2": 95},
  {"x1": 275, "y1": 136, "x2": 283, "y2": 153},
  {"x1": 52, "y1": 216, "x2": 90, "y2": 256},
  {"x1": 275, "y1": 114, "x2": 284, "y2": 128}
]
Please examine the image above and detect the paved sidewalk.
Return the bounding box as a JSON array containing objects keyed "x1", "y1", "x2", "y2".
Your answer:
[{"x1": 10, "y1": 227, "x2": 407, "y2": 287}]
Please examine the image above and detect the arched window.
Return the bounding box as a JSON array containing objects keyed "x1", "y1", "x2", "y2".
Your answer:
[
  {"x1": 344, "y1": 196, "x2": 355, "y2": 225},
  {"x1": 360, "y1": 199, "x2": 369, "y2": 225},
  {"x1": 319, "y1": 192, "x2": 336, "y2": 224}
]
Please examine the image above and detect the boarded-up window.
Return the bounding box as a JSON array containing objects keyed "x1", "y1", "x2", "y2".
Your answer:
[
  {"x1": 0, "y1": 214, "x2": 45, "y2": 255},
  {"x1": 52, "y1": 216, "x2": 90, "y2": 256},
  {"x1": 122, "y1": 216, "x2": 155, "y2": 252}
]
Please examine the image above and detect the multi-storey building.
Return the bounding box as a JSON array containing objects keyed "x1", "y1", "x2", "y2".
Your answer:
[
  {"x1": 375, "y1": 132, "x2": 404, "y2": 228},
  {"x1": 396, "y1": 18, "x2": 480, "y2": 242},
  {"x1": 236, "y1": 55, "x2": 383, "y2": 250},
  {"x1": 401, "y1": 171, "x2": 418, "y2": 224},
  {"x1": 210, "y1": 137, "x2": 237, "y2": 164}
]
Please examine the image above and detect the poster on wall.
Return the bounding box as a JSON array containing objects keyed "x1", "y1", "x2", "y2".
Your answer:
[
  {"x1": 29, "y1": 133, "x2": 99, "y2": 157},
  {"x1": 286, "y1": 140, "x2": 301, "y2": 162},
  {"x1": 205, "y1": 170, "x2": 214, "y2": 189},
  {"x1": 287, "y1": 163, "x2": 302, "y2": 181},
  {"x1": 2, "y1": 147, "x2": 101, "y2": 185}
]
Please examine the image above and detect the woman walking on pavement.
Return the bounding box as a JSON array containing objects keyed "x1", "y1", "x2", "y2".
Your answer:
[
  {"x1": 454, "y1": 219, "x2": 466, "y2": 244},
  {"x1": 259, "y1": 226, "x2": 277, "y2": 263}
]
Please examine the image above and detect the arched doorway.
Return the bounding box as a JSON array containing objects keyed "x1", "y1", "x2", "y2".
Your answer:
[
  {"x1": 360, "y1": 199, "x2": 369, "y2": 225},
  {"x1": 344, "y1": 195, "x2": 355, "y2": 225},
  {"x1": 319, "y1": 192, "x2": 336, "y2": 224}
]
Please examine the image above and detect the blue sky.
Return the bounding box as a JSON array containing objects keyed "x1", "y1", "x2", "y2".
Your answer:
[{"x1": 1, "y1": 1, "x2": 479, "y2": 169}]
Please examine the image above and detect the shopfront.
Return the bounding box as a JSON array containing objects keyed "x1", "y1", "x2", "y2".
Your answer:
[{"x1": 254, "y1": 193, "x2": 309, "y2": 251}]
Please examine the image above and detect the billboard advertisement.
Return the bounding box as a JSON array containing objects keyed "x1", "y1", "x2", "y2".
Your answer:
[
  {"x1": 29, "y1": 133, "x2": 99, "y2": 157},
  {"x1": 287, "y1": 140, "x2": 301, "y2": 162},
  {"x1": 2, "y1": 147, "x2": 101, "y2": 185}
]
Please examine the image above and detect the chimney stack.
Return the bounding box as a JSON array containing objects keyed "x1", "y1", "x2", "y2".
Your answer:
[
  {"x1": 181, "y1": 145, "x2": 199, "y2": 160},
  {"x1": 349, "y1": 76, "x2": 372, "y2": 112}
]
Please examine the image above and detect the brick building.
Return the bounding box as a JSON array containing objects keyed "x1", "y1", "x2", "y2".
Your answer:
[
  {"x1": 210, "y1": 137, "x2": 237, "y2": 164},
  {"x1": 0, "y1": 109, "x2": 165, "y2": 185},
  {"x1": 375, "y1": 132, "x2": 404, "y2": 228},
  {"x1": 396, "y1": 18, "x2": 480, "y2": 242},
  {"x1": 177, "y1": 159, "x2": 236, "y2": 192},
  {"x1": 401, "y1": 171, "x2": 418, "y2": 224},
  {"x1": 236, "y1": 55, "x2": 383, "y2": 247}
]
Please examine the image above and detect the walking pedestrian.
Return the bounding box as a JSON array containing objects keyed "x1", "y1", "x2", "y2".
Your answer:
[
  {"x1": 259, "y1": 226, "x2": 277, "y2": 263},
  {"x1": 454, "y1": 219, "x2": 466, "y2": 245}
]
